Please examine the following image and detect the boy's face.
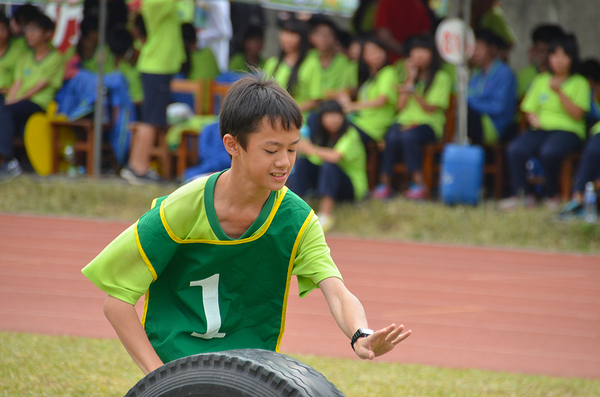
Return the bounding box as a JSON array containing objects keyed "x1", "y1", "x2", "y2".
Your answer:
[
  {"x1": 231, "y1": 117, "x2": 300, "y2": 192},
  {"x1": 24, "y1": 23, "x2": 50, "y2": 48},
  {"x1": 0, "y1": 24, "x2": 9, "y2": 45},
  {"x1": 9, "y1": 18, "x2": 21, "y2": 36}
]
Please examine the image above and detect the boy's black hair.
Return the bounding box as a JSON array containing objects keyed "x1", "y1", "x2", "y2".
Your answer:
[
  {"x1": 108, "y1": 27, "x2": 133, "y2": 57},
  {"x1": 474, "y1": 28, "x2": 506, "y2": 49},
  {"x1": 79, "y1": 17, "x2": 98, "y2": 38},
  {"x1": 337, "y1": 30, "x2": 352, "y2": 51},
  {"x1": 312, "y1": 100, "x2": 349, "y2": 148},
  {"x1": 273, "y1": 19, "x2": 310, "y2": 96},
  {"x1": 581, "y1": 58, "x2": 600, "y2": 84},
  {"x1": 548, "y1": 34, "x2": 580, "y2": 76},
  {"x1": 12, "y1": 3, "x2": 41, "y2": 25},
  {"x1": 357, "y1": 35, "x2": 389, "y2": 90},
  {"x1": 0, "y1": 14, "x2": 10, "y2": 29},
  {"x1": 242, "y1": 25, "x2": 264, "y2": 42},
  {"x1": 309, "y1": 16, "x2": 339, "y2": 41},
  {"x1": 219, "y1": 73, "x2": 303, "y2": 151},
  {"x1": 531, "y1": 24, "x2": 565, "y2": 45},
  {"x1": 404, "y1": 34, "x2": 442, "y2": 93},
  {"x1": 28, "y1": 12, "x2": 55, "y2": 32},
  {"x1": 134, "y1": 13, "x2": 146, "y2": 39}
]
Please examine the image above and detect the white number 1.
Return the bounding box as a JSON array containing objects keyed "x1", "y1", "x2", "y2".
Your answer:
[{"x1": 190, "y1": 274, "x2": 226, "y2": 339}]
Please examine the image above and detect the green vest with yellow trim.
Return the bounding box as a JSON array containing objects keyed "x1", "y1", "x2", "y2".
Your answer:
[{"x1": 136, "y1": 176, "x2": 314, "y2": 364}]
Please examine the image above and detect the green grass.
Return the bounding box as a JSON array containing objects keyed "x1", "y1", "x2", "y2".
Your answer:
[
  {"x1": 2, "y1": 174, "x2": 599, "y2": 253},
  {"x1": 1, "y1": 332, "x2": 598, "y2": 397}
]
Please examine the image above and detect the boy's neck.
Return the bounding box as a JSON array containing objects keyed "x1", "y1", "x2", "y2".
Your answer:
[
  {"x1": 33, "y1": 43, "x2": 51, "y2": 60},
  {"x1": 284, "y1": 51, "x2": 300, "y2": 67},
  {"x1": 216, "y1": 169, "x2": 272, "y2": 208},
  {"x1": 319, "y1": 48, "x2": 335, "y2": 66}
]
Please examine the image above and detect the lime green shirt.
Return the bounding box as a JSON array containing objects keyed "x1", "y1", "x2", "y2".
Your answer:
[
  {"x1": 11, "y1": 36, "x2": 29, "y2": 55},
  {"x1": 307, "y1": 126, "x2": 368, "y2": 200},
  {"x1": 0, "y1": 39, "x2": 27, "y2": 91},
  {"x1": 517, "y1": 64, "x2": 539, "y2": 98},
  {"x1": 82, "y1": 175, "x2": 341, "y2": 306},
  {"x1": 263, "y1": 55, "x2": 324, "y2": 107},
  {"x1": 591, "y1": 120, "x2": 600, "y2": 136},
  {"x1": 137, "y1": 0, "x2": 185, "y2": 75},
  {"x1": 189, "y1": 48, "x2": 220, "y2": 80},
  {"x1": 521, "y1": 72, "x2": 591, "y2": 139},
  {"x1": 229, "y1": 52, "x2": 265, "y2": 73},
  {"x1": 306, "y1": 50, "x2": 352, "y2": 93},
  {"x1": 15, "y1": 48, "x2": 65, "y2": 109},
  {"x1": 397, "y1": 69, "x2": 452, "y2": 139},
  {"x1": 352, "y1": 65, "x2": 399, "y2": 140},
  {"x1": 343, "y1": 60, "x2": 358, "y2": 89},
  {"x1": 118, "y1": 61, "x2": 144, "y2": 103}
]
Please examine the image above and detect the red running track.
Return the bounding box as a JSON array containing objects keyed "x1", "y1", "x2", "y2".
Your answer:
[{"x1": 0, "y1": 213, "x2": 598, "y2": 379}]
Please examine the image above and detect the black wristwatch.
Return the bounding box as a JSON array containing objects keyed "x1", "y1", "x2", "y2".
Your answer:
[{"x1": 350, "y1": 328, "x2": 374, "y2": 351}]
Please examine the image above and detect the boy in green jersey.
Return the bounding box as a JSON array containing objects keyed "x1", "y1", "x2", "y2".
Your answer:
[
  {"x1": 0, "y1": 15, "x2": 27, "y2": 98},
  {"x1": 83, "y1": 75, "x2": 411, "y2": 375},
  {"x1": 0, "y1": 12, "x2": 64, "y2": 182}
]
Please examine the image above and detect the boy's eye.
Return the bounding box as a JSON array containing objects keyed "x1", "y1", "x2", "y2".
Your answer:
[{"x1": 265, "y1": 149, "x2": 276, "y2": 154}]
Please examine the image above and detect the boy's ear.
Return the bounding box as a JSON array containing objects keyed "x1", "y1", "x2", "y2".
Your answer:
[{"x1": 222, "y1": 134, "x2": 241, "y2": 157}]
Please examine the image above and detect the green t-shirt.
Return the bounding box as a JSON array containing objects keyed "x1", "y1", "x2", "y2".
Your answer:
[
  {"x1": 306, "y1": 50, "x2": 352, "y2": 94},
  {"x1": 307, "y1": 126, "x2": 368, "y2": 200},
  {"x1": 11, "y1": 36, "x2": 29, "y2": 55},
  {"x1": 343, "y1": 60, "x2": 358, "y2": 89},
  {"x1": 118, "y1": 61, "x2": 144, "y2": 103},
  {"x1": 479, "y1": 5, "x2": 517, "y2": 47},
  {"x1": 82, "y1": 174, "x2": 341, "y2": 361},
  {"x1": 351, "y1": 65, "x2": 399, "y2": 141},
  {"x1": 396, "y1": 69, "x2": 452, "y2": 139},
  {"x1": 517, "y1": 64, "x2": 539, "y2": 98},
  {"x1": 15, "y1": 48, "x2": 65, "y2": 109},
  {"x1": 0, "y1": 39, "x2": 28, "y2": 91},
  {"x1": 189, "y1": 48, "x2": 220, "y2": 80},
  {"x1": 521, "y1": 72, "x2": 591, "y2": 139},
  {"x1": 263, "y1": 55, "x2": 324, "y2": 107},
  {"x1": 229, "y1": 52, "x2": 265, "y2": 73},
  {"x1": 137, "y1": 0, "x2": 186, "y2": 75},
  {"x1": 82, "y1": 173, "x2": 340, "y2": 305},
  {"x1": 591, "y1": 120, "x2": 600, "y2": 136}
]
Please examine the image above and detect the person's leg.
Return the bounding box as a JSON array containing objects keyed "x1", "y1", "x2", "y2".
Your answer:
[
  {"x1": 0, "y1": 100, "x2": 43, "y2": 160},
  {"x1": 378, "y1": 123, "x2": 403, "y2": 188},
  {"x1": 506, "y1": 129, "x2": 546, "y2": 196},
  {"x1": 467, "y1": 107, "x2": 484, "y2": 146},
  {"x1": 124, "y1": 73, "x2": 172, "y2": 180},
  {"x1": 539, "y1": 130, "x2": 583, "y2": 199},
  {"x1": 573, "y1": 134, "x2": 600, "y2": 200},
  {"x1": 316, "y1": 162, "x2": 353, "y2": 231},
  {"x1": 401, "y1": 124, "x2": 436, "y2": 182},
  {"x1": 287, "y1": 157, "x2": 320, "y2": 197}
]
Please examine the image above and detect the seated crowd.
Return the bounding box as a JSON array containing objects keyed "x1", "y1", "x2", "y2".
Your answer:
[{"x1": 0, "y1": 1, "x2": 599, "y2": 227}]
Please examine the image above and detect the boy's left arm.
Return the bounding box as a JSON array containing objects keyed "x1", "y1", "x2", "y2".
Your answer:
[
  {"x1": 14, "y1": 80, "x2": 49, "y2": 102},
  {"x1": 319, "y1": 277, "x2": 411, "y2": 360}
]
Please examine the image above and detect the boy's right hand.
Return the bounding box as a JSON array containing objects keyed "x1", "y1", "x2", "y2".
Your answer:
[{"x1": 353, "y1": 324, "x2": 412, "y2": 360}]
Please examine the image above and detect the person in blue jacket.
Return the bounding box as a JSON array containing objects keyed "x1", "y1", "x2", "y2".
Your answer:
[{"x1": 467, "y1": 28, "x2": 518, "y2": 145}]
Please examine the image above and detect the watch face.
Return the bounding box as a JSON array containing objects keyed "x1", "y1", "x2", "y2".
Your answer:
[{"x1": 360, "y1": 328, "x2": 374, "y2": 335}]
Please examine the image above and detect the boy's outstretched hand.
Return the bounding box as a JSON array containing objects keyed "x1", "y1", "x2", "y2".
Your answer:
[{"x1": 353, "y1": 324, "x2": 412, "y2": 360}]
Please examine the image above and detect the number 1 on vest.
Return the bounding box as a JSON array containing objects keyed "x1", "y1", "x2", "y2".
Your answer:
[{"x1": 190, "y1": 274, "x2": 226, "y2": 339}]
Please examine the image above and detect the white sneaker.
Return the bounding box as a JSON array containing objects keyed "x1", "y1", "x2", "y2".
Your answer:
[
  {"x1": 0, "y1": 158, "x2": 22, "y2": 184},
  {"x1": 317, "y1": 213, "x2": 335, "y2": 233}
]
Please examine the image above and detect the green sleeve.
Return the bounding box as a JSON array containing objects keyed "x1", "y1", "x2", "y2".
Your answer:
[
  {"x1": 46, "y1": 52, "x2": 66, "y2": 89},
  {"x1": 300, "y1": 56, "x2": 324, "y2": 101},
  {"x1": 566, "y1": 75, "x2": 591, "y2": 112},
  {"x1": 81, "y1": 224, "x2": 155, "y2": 305},
  {"x1": 520, "y1": 74, "x2": 544, "y2": 114},
  {"x1": 376, "y1": 66, "x2": 399, "y2": 105},
  {"x1": 425, "y1": 70, "x2": 451, "y2": 109},
  {"x1": 263, "y1": 57, "x2": 278, "y2": 75},
  {"x1": 229, "y1": 53, "x2": 247, "y2": 72},
  {"x1": 292, "y1": 214, "x2": 343, "y2": 297},
  {"x1": 333, "y1": 129, "x2": 361, "y2": 162}
]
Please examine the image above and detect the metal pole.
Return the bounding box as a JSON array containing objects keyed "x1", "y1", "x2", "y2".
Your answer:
[
  {"x1": 92, "y1": 0, "x2": 107, "y2": 176},
  {"x1": 456, "y1": 0, "x2": 472, "y2": 145}
]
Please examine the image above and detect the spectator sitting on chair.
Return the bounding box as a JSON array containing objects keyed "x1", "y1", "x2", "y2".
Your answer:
[
  {"x1": 467, "y1": 28, "x2": 518, "y2": 146},
  {"x1": 9, "y1": 3, "x2": 40, "y2": 54},
  {"x1": 517, "y1": 24, "x2": 565, "y2": 98},
  {"x1": 0, "y1": 12, "x2": 65, "y2": 183},
  {"x1": 339, "y1": 35, "x2": 398, "y2": 143},
  {"x1": 120, "y1": 0, "x2": 186, "y2": 185},
  {"x1": 0, "y1": 14, "x2": 28, "y2": 101},
  {"x1": 288, "y1": 100, "x2": 367, "y2": 232},
  {"x1": 372, "y1": 34, "x2": 452, "y2": 201},
  {"x1": 108, "y1": 27, "x2": 144, "y2": 109},
  {"x1": 502, "y1": 34, "x2": 590, "y2": 211},
  {"x1": 229, "y1": 25, "x2": 265, "y2": 73}
]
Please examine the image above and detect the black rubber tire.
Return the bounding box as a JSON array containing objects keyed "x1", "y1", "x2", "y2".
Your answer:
[{"x1": 124, "y1": 349, "x2": 346, "y2": 397}]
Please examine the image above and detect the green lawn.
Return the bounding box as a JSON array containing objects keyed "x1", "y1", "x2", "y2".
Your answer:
[
  {"x1": 1, "y1": 174, "x2": 599, "y2": 396},
  {"x1": 1, "y1": 332, "x2": 598, "y2": 397}
]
